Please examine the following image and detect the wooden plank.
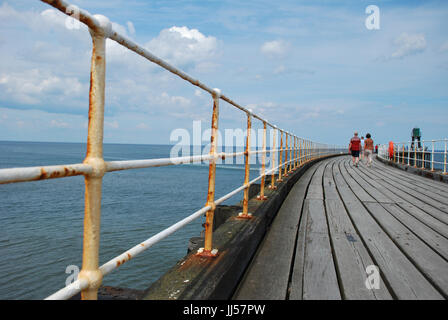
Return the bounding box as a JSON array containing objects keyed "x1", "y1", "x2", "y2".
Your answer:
[
  {"x1": 338, "y1": 161, "x2": 376, "y2": 203},
  {"x1": 348, "y1": 159, "x2": 448, "y2": 239},
  {"x1": 343, "y1": 161, "x2": 394, "y2": 204},
  {"x1": 323, "y1": 161, "x2": 392, "y2": 299},
  {"x1": 380, "y1": 203, "x2": 448, "y2": 261},
  {"x1": 233, "y1": 160, "x2": 324, "y2": 300},
  {"x1": 369, "y1": 163, "x2": 448, "y2": 206},
  {"x1": 366, "y1": 162, "x2": 448, "y2": 214},
  {"x1": 363, "y1": 202, "x2": 448, "y2": 297},
  {"x1": 334, "y1": 159, "x2": 443, "y2": 299},
  {"x1": 289, "y1": 159, "x2": 341, "y2": 300},
  {"x1": 360, "y1": 163, "x2": 448, "y2": 225},
  {"x1": 373, "y1": 158, "x2": 448, "y2": 195},
  {"x1": 300, "y1": 199, "x2": 341, "y2": 300}
]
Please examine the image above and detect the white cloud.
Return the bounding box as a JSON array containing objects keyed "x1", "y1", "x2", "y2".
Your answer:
[
  {"x1": 391, "y1": 33, "x2": 426, "y2": 59},
  {"x1": 0, "y1": 69, "x2": 85, "y2": 105},
  {"x1": 136, "y1": 123, "x2": 149, "y2": 130},
  {"x1": 50, "y1": 119, "x2": 70, "y2": 128},
  {"x1": 260, "y1": 40, "x2": 290, "y2": 58},
  {"x1": 146, "y1": 26, "x2": 218, "y2": 68}
]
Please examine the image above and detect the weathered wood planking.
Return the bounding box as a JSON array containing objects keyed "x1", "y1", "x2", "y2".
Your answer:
[
  {"x1": 373, "y1": 158, "x2": 448, "y2": 196},
  {"x1": 350, "y1": 161, "x2": 448, "y2": 239},
  {"x1": 341, "y1": 161, "x2": 448, "y2": 297},
  {"x1": 323, "y1": 161, "x2": 392, "y2": 299},
  {"x1": 334, "y1": 159, "x2": 443, "y2": 299},
  {"x1": 290, "y1": 159, "x2": 341, "y2": 300},
  {"x1": 360, "y1": 164, "x2": 448, "y2": 225},
  {"x1": 363, "y1": 162, "x2": 448, "y2": 215},
  {"x1": 233, "y1": 160, "x2": 321, "y2": 300},
  {"x1": 233, "y1": 155, "x2": 447, "y2": 300},
  {"x1": 345, "y1": 160, "x2": 448, "y2": 260}
]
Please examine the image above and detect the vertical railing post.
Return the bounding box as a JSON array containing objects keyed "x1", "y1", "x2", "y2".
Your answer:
[
  {"x1": 288, "y1": 134, "x2": 293, "y2": 173},
  {"x1": 444, "y1": 139, "x2": 447, "y2": 175},
  {"x1": 402, "y1": 144, "x2": 405, "y2": 164},
  {"x1": 293, "y1": 136, "x2": 297, "y2": 170},
  {"x1": 199, "y1": 88, "x2": 221, "y2": 257},
  {"x1": 284, "y1": 133, "x2": 289, "y2": 177},
  {"x1": 431, "y1": 140, "x2": 435, "y2": 172},
  {"x1": 421, "y1": 141, "x2": 425, "y2": 169},
  {"x1": 414, "y1": 141, "x2": 417, "y2": 168},
  {"x1": 269, "y1": 127, "x2": 277, "y2": 189},
  {"x1": 407, "y1": 142, "x2": 410, "y2": 166},
  {"x1": 79, "y1": 18, "x2": 112, "y2": 300},
  {"x1": 278, "y1": 131, "x2": 283, "y2": 182},
  {"x1": 257, "y1": 121, "x2": 268, "y2": 200},
  {"x1": 239, "y1": 113, "x2": 253, "y2": 219}
]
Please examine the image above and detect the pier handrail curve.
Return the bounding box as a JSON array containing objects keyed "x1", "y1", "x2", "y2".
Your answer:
[{"x1": 378, "y1": 138, "x2": 448, "y2": 174}]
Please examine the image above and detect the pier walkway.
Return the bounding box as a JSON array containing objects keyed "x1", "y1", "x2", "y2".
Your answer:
[{"x1": 233, "y1": 156, "x2": 448, "y2": 300}]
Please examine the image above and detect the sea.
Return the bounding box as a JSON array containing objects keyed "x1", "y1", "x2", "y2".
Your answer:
[{"x1": 0, "y1": 141, "x2": 264, "y2": 300}]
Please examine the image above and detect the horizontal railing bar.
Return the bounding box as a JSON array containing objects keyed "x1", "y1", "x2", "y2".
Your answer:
[
  {"x1": 45, "y1": 277, "x2": 89, "y2": 300},
  {"x1": 0, "y1": 163, "x2": 92, "y2": 184}
]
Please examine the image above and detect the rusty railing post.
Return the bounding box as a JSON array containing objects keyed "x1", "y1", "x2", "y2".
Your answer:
[
  {"x1": 269, "y1": 127, "x2": 277, "y2": 190},
  {"x1": 79, "y1": 16, "x2": 112, "y2": 300},
  {"x1": 198, "y1": 89, "x2": 221, "y2": 257},
  {"x1": 239, "y1": 112, "x2": 253, "y2": 219},
  {"x1": 288, "y1": 135, "x2": 293, "y2": 173},
  {"x1": 444, "y1": 139, "x2": 447, "y2": 175},
  {"x1": 402, "y1": 144, "x2": 405, "y2": 165},
  {"x1": 431, "y1": 140, "x2": 435, "y2": 172},
  {"x1": 421, "y1": 141, "x2": 425, "y2": 169},
  {"x1": 277, "y1": 131, "x2": 283, "y2": 182},
  {"x1": 284, "y1": 133, "x2": 289, "y2": 177},
  {"x1": 294, "y1": 136, "x2": 298, "y2": 169},
  {"x1": 257, "y1": 121, "x2": 268, "y2": 200}
]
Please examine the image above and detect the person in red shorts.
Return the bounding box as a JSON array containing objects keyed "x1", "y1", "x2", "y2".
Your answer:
[{"x1": 349, "y1": 132, "x2": 361, "y2": 167}]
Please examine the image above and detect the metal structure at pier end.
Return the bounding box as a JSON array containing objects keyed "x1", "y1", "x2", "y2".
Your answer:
[{"x1": 0, "y1": 0, "x2": 342, "y2": 300}]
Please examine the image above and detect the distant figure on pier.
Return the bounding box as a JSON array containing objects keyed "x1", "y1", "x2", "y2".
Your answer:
[
  {"x1": 349, "y1": 132, "x2": 361, "y2": 167},
  {"x1": 364, "y1": 133, "x2": 374, "y2": 167},
  {"x1": 375, "y1": 144, "x2": 378, "y2": 154}
]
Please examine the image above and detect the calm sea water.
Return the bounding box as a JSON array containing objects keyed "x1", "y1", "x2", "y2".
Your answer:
[{"x1": 0, "y1": 141, "x2": 263, "y2": 299}]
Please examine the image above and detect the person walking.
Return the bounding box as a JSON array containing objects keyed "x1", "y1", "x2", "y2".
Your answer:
[
  {"x1": 349, "y1": 132, "x2": 361, "y2": 167},
  {"x1": 364, "y1": 133, "x2": 374, "y2": 167}
]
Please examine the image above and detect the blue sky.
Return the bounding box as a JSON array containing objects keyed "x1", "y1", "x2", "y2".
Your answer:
[{"x1": 0, "y1": 0, "x2": 447, "y2": 146}]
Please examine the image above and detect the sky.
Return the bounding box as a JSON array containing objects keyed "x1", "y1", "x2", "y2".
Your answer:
[{"x1": 0, "y1": 0, "x2": 447, "y2": 147}]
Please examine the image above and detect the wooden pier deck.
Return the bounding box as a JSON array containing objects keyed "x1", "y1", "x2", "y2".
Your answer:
[{"x1": 233, "y1": 155, "x2": 448, "y2": 300}]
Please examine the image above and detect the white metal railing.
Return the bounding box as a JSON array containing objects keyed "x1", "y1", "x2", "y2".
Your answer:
[
  {"x1": 378, "y1": 139, "x2": 447, "y2": 174},
  {"x1": 0, "y1": 0, "x2": 344, "y2": 300}
]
